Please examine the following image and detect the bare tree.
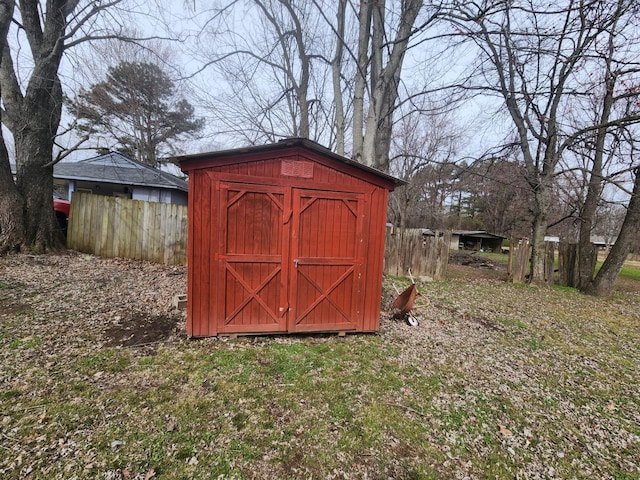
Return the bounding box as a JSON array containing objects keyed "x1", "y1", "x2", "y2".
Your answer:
[
  {"x1": 189, "y1": 0, "x2": 443, "y2": 171},
  {"x1": 388, "y1": 103, "x2": 460, "y2": 230},
  {"x1": 353, "y1": 0, "x2": 434, "y2": 171},
  {"x1": 188, "y1": 1, "x2": 331, "y2": 145},
  {"x1": 1, "y1": 0, "x2": 83, "y2": 251},
  {"x1": 0, "y1": 1, "x2": 161, "y2": 252},
  {"x1": 447, "y1": 0, "x2": 640, "y2": 284},
  {"x1": 331, "y1": 0, "x2": 348, "y2": 155},
  {"x1": 569, "y1": 4, "x2": 640, "y2": 294},
  {"x1": 586, "y1": 163, "x2": 640, "y2": 295}
]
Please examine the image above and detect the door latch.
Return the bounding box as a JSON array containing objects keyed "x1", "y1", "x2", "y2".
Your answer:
[{"x1": 293, "y1": 259, "x2": 299, "y2": 268}]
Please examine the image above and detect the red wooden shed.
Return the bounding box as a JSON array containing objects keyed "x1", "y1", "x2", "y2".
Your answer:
[{"x1": 178, "y1": 138, "x2": 401, "y2": 337}]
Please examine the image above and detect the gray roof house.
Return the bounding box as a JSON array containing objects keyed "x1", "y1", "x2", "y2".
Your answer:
[{"x1": 53, "y1": 152, "x2": 188, "y2": 205}]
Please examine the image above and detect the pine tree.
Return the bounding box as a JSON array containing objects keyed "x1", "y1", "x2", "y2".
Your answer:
[{"x1": 70, "y1": 61, "x2": 204, "y2": 167}]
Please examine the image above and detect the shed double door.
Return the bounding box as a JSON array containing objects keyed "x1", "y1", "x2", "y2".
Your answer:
[{"x1": 217, "y1": 181, "x2": 366, "y2": 334}]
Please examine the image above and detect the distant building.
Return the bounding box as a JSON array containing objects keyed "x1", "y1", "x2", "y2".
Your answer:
[
  {"x1": 589, "y1": 235, "x2": 616, "y2": 248},
  {"x1": 451, "y1": 230, "x2": 506, "y2": 252},
  {"x1": 52, "y1": 152, "x2": 188, "y2": 205}
]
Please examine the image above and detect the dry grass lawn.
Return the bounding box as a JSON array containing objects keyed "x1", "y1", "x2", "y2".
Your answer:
[{"x1": 1, "y1": 251, "x2": 638, "y2": 479}]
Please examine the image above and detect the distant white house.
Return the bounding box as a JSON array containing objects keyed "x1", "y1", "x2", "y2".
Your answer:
[
  {"x1": 545, "y1": 235, "x2": 615, "y2": 248},
  {"x1": 52, "y1": 152, "x2": 188, "y2": 205},
  {"x1": 589, "y1": 235, "x2": 616, "y2": 248}
]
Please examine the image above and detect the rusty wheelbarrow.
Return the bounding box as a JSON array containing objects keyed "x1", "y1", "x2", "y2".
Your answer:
[
  {"x1": 391, "y1": 273, "x2": 430, "y2": 326},
  {"x1": 391, "y1": 283, "x2": 418, "y2": 319}
]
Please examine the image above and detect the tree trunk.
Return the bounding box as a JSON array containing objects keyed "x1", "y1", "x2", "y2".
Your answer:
[
  {"x1": 352, "y1": 0, "x2": 372, "y2": 162},
  {"x1": 284, "y1": 0, "x2": 310, "y2": 139},
  {"x1": 584, "y1": 167, "x2": 640, "y2": 296},
  {"x1": 14, "y1": 148, "x2": 63, "y2": 252},
  {"x1": 7, "y1": 67, "x2": 66, "y2": 251},
  {"x1": 372, "y1": 89, "x2": 397, "y2": 171},
  {"x1": 576, "y1": 169, "x2": 602, "y2": 288},
  {"x1": 0, "y1": 0, "x2": 68, "y2": 252},
  {"x1": 529, "y1": 184, "x2": 551, "y2": 284},
  {"x1": 577, "y1": 25, "x2": 616, "y2": 289},
  {"x1": 11, "y1": 68, "x2": 66, "y2": 251},
  {"x1": 0, "y1": 0, "x2": 24, "y2": 254},
  {"x1": 360, "y1": 0, "x2": 422, "y2": 171},
  {"x1": 579, "y1": 31, "x2": 619, "y2": 290},
  {"x1": 0, "y1": 132, "x2": 24, "y2": 254},
  {"x1": 332, "y1": 0, "x2": 347, "y2": 156}
]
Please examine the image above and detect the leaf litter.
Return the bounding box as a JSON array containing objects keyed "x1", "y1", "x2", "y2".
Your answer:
[{"x1": 0, "y1": 251, "x2": 639, "y2": 479}]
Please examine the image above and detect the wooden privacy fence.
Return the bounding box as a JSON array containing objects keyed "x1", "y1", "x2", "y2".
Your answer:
[
  {"x1": 384, "y1": 228, "x2": 450, "y2": 280},
  {"x1": 557, "y1": 242, "x2": 597, "y2": 287},
  {"x1": 508, "y1": 240, "x2": 598, "y2": 286},
  {"x1": 508, "y1": 239, "x2": 555, "y2": 284},
  {"x1": 67, "y1": 192, "x2": 188, "y2": 265}
]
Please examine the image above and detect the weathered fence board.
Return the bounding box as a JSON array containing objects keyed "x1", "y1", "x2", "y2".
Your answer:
[
  {"x1": 557, "y1": 242, "x2": 598, "y2": 287},
  {"x1": 508, "y1": 240, "x2": 532, "y2": 283},
  {"x1": 558, "y1": 242, "x2": 577, "y2": 287},
  {"x1": 384, "y1": 229, "x2": 450, "y2": 280},
  {"x1": 509, "y1": 240, "x2": 601, "y2": 285},
  {"x1": 67, "y1": 192, "x2": 187, "y2": 265}
]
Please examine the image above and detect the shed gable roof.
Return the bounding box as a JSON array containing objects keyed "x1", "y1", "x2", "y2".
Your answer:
[
  {"x1": 54, "y1": 152, "x2": 188, "y2": 191},
  {"x1": 177, "y1": 138, "x2": 403, "y2": 190}
]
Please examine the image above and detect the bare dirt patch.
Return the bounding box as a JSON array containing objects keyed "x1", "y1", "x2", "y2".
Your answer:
[
  {"x1": 0, "y1": 251, "x2": 187, "y2": 350},
  {"x1": 447, "y1": 252, "x2": 508, "y2": 282},
  {"x1": 0, "y1": 302, "x2": 30, "y2": 316},
  {"x1": 103, "y1": 312, "x2": 181, "y2": 348}
]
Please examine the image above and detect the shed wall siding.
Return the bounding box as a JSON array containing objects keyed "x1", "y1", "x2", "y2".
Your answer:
[{"x1": 183, "y1": 145, "x2": 395, "y2": 337}]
